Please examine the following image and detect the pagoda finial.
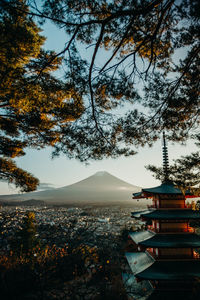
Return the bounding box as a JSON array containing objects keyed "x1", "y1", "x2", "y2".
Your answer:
[{"x1": 162, "y1": 131, "x2": 169, "y2": 182}]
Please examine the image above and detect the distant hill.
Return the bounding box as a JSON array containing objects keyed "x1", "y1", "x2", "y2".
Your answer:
[
  {"x1": 0, "y1": 199, "x2": 45, "y2": 207},
  {"x1": 0, "y1": 171, "x2": 146, "y2": 207}
]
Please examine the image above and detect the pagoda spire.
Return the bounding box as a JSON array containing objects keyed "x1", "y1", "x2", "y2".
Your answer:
[{"x1": 162, "y1": 131, "x2": 169, "y2": 182}]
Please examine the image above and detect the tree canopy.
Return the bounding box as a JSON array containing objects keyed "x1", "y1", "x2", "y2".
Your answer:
[
  {"x1": 0, "y1": 0, "x2": 199, "y2": 191},
  {"x1": 27, "y1": 0, "x2": 199, "y2": 142},
  {"x1": 0, "y1": 0, "x2": 84, "y2": 191}
]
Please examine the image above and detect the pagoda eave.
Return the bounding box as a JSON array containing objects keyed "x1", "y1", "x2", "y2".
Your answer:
[
  {"x1": 135, "y1": 260, "x2": 200, "y2": 281},
  {"x1": 132, "y1": 210, "x2": 200, "y2": 220},
  {"x1": 126, "y1": 252, "x2": 200, "y2": 281},
  {"x1": 129, "y1": 231, "x2": 200, "y2": 248},
  {"x1": 132, "y1": 183, "x2": 197, "y2": 199}
]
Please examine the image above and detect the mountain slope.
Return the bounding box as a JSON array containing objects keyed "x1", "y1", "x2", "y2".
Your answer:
[{"x1": 0, "y1": 171, "x2": 141, "y2": 205}]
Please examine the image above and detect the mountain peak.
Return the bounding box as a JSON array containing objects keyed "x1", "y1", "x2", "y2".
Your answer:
[
  {"x1": 94, "y1": 171, "x2": 110, "y2": 176},
  {"x1": 0, "y1": 171, "x2": 141, "y2": 205}
]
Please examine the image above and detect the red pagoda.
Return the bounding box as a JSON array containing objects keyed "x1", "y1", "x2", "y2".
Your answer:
[{"x1": 126, "y1": 133, "x2": 200, "y2": 299}]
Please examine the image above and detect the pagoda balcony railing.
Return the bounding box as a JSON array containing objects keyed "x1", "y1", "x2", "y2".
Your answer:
[
  {"x1": 146, "y1": 249, "x2": 200, "y2": 260},
  {"x1": 148, "y1": 226, "x2": 195, "y2": 233},
  {"x1": 160, "y1": 205, "x2": 187, "y2": 209},
  {"x1": 147, "y1": 204, "x2": 187, "y2": 209}
]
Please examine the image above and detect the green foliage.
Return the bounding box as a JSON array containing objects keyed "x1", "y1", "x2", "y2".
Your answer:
[
  {"x1": 0, "y1": 241, "x2": 127, "y2": 300},
  {"x1": 27, "y1": 0, "x2": 199, "y2": 146},
  {"x1": 0, "y1": 0, "x2": 85, "y2": 191},
  {"x1": 0, "y1": 158, "x2": 39, "y2": 192}
]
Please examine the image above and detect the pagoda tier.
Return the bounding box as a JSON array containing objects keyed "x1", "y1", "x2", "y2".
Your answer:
[
  {"x1": 125, "y1": 181, "x2": 200, "y2": 297},
  {"x1": 126, "y1": 252, "x2": 200, "y2": 280},
  {"x1": 129, "y1": 231, "x2": 200, "y2": 248},
  {"x1": 137, "y1": 181, "x2": 187, "y2": 195},
  {"x1": 132, "y1": 209, "x2": 200, "y2": 220}
]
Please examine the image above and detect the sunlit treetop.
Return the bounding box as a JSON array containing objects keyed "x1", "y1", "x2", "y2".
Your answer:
[{"x1": 0, "y1": 0, "x2": 85, "y2": 191}]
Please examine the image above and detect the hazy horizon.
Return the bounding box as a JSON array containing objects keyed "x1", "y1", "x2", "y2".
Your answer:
[{"x1": 0, "y1": 171, "x2": 149, "y2": 207}]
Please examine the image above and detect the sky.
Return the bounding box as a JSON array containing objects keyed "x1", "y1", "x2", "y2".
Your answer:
[
  {"x1": 0, "y1": 15, "x2": 197, "y2": 195},
  {"x1": 0, "y1": 139, "x2": 196, "y2": 195}
]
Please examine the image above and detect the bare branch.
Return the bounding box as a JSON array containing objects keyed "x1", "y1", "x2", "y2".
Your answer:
[{"x1": 88, "y1": 23, "x2": 105, "y2": 131}]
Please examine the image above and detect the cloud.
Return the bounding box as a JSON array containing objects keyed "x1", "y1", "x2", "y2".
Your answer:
[{"x1": 37, "y1": 182, "x2": 56, "y2": 191}]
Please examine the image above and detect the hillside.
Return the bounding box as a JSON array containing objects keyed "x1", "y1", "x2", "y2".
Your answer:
[{"x1": 0, "y1": 171, "x2": 145, "y2": 206}]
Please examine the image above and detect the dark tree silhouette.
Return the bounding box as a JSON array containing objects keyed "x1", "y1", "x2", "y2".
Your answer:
[
  {"x1": 25, "y1": 0, "x2": 199, "y2": 144},
  {"x1": 12, "y1": 212, "x2": 40, "y2": 254},
  {"x1": 146, "y1": 151, "x2": 200, "y2": 192}
]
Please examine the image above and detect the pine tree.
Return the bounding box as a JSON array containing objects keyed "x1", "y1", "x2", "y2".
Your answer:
[
  {"x1": 26, "y1": 0, "x2": 199, "y2": 147},
  {"x1": 0, "y1": 0, "x2": 84, "y2": 191},
  {"x1": 15, "y1": 212, "x2": 40, "y2": 255}
]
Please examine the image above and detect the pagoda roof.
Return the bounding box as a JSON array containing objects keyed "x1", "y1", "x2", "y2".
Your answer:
[
  {"x1": 126, "y1": 252, "x2": 154, "y2": 274},
  {"x1": 132, "y1": 181, "x2": 195, "y2": 198},
  {"x1": 126, "y1": 252, "x2": 200, "y2": 280},
  {"x1": 129, "y1": 231, "x2": 200, "y2": 248},
  {"x1": 137, "y1": 260, "x2": 200, "y2": 280},
  {"x1": 131, "y1": 209, "x2": 149, "y2": 218},
  {"x1": 142, "y1": 182, "x2": 183, "y2": 195},
  {"x1": 132, "y1": 191, "x2": 144, "y2": 199},
  {"x1": 129, "y1": 230, "x2": 155, "y2": 244},
  {"x1": 131, "y1": 209, "x2": 200, "y2": 220}
]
